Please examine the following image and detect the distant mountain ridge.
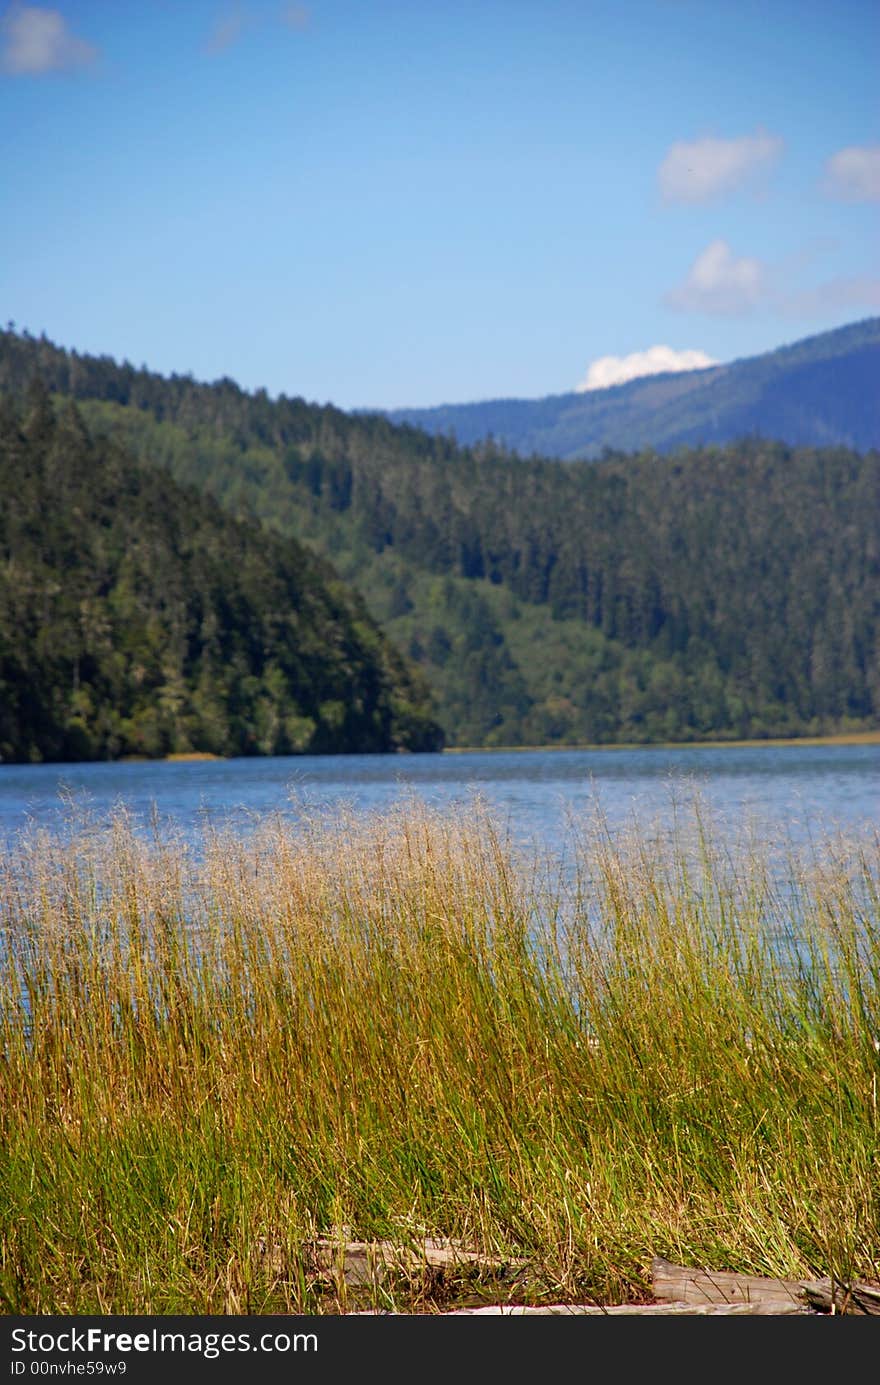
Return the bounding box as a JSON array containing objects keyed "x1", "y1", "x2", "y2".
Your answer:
[{"x1": 385, "y1": 318, "x2": 880, "y2": 459}]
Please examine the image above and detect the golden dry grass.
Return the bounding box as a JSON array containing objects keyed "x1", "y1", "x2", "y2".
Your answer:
[{"x1": 1, "y1": 794, "x2": 878, "y2": 1313}]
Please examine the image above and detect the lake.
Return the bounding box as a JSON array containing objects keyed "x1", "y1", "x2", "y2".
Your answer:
[{"x1": 1, "y1": 743, "x2": 877, "y2": 857}]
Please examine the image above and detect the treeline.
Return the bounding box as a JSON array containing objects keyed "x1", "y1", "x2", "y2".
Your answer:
[
  {"x1": 2, "y1": 328, "x2": 878, "y2": 747},
  {"x1": 0, "y1": 383, "x2": 443, "y2": 763}
]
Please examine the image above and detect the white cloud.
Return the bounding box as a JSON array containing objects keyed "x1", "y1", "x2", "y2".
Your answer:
[
  {"x1": 659, "y1": 128, "x2": 783, "y2": 204},
  {"x1": 665, "y1": 239, "x2": 768, "y2": 315},
  {"x1": 665, "y1": 237, "x2": 880, "y2": 319},
  {"x1": 576, "y1": 346, "x2": 717, "y2": 393},
  {"x1": 823, "y1": 145, "x2": 880, "y2": 203},
  {"x1": 1, "y1": 3, "x2": 96, "y2": 74}
]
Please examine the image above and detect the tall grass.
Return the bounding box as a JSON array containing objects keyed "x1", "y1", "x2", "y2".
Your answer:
[{"x1": 1, "y1": 794, "x2": 878, "y2": 1313}]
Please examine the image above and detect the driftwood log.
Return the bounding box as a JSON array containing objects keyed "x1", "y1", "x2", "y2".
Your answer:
[
  {"x1": 310, "y1": 1234, "x2": 526, "y2": 1289},
  {"x1": 371, "y1": 1300, "x2": 806, "y2": 1315},
  {"x1": 287, "y1": 1233, "x2": 880, "y2": 1314},
  {"x1": 652, "y1": 1257, "x2": 880, "y2": 1316}
]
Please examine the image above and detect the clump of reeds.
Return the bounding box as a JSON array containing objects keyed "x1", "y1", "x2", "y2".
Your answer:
[{"x1": 0, "y1": 792, "x2": 877, "y2": 1313}]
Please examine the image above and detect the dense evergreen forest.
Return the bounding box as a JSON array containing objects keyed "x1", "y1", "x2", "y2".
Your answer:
[
  {"x1": 0, "y1": 383, "x2": 443, "y2": 763},
  {"x1": 1, "y1": 327, "x2": 878, "y2": 749}
]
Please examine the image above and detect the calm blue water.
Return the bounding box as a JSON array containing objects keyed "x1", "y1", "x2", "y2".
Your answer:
[{"x1": 0, "y1": 744, "x2": 877, "y2": 855}]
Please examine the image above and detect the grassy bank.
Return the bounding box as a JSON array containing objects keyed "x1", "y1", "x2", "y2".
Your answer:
[{"x1": 1, "y1": 798, "x2": 878, "y2": 1313}]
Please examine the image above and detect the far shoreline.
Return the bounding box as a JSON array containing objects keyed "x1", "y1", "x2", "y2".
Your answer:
[
  {"x1": 444, "y1": 729, "x2": 880, "y2": 754},
  {"x1": 103, "y1": 728, "x2": 880, "y2": 767}
]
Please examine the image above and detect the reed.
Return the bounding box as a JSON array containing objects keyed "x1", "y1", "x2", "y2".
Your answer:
[{"x1": 1, "y1": 794, "x2": 877, "y2": 1313}]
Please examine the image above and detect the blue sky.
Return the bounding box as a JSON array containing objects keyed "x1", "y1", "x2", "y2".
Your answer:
[{"x1": 2, "y1": 0, "x2": 878, "y2": 408}]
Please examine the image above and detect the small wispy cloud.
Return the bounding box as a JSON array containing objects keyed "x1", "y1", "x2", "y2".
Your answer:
[
  {"x1": 822, "y1": 145, "x2": 880, "y2": 203},
  {"x1": 665, "y1": 239, "x2": 768, "y2": 315},
  {"x1": 1, "y1": 3, "x2": 97, "y2": 75},
  {"x1": 281, "y1": 3, "x2": 310, "y2": 29},
  {"x1": 659, "y1": 128, "x2": 783, "y2": 204},
  {"x1": 782, "y1": 273, "x2": 880, "y2": 317},
  {"x1": 576, "y1": 346, "x2": 717, "y2": 392},
  {"x1": 205, "y1": 6, "x2": 248, "y2": 55},
  {"x1": 204, "y1": 3, "x2": 308, "y2": 53}
]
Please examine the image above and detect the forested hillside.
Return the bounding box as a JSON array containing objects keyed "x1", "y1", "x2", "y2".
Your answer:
[
  {"x1": 2, "y1": 328, "x2": 878, "y2": 749},
  {"x1": 0, "y1": 383, "x2": 443, "y2": 763},
  {"x1": 387, "y1": 317, "x2": 880, "y2": 460}
]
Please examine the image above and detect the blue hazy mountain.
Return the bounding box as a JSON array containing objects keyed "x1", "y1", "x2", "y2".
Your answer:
[{"x1": 386, "y1": 318, "x2": 880, "y2": 460}]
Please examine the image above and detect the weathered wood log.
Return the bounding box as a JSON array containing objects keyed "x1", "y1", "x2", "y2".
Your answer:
[
  {"x1": 652, "y1": 1256, "x2": 808, "y2": 1310},
  {"x1": 272, "y1": 1238, "x2": 880, "y2": 1314},
  {"x1": 356, "y1": 1300, "x2": 808, "y2": 1315},
  {"x1": 431, "y1": 1300, "x2": 807, "y2": 1315},
  {"x1": 800, "y1": 1279, "x2": 880, "y2": 1316},
  {"x1": 309, "y1": 1235, "x2": 527, "y2": 1289},
  {"x1": 652, "y1": 1257, "x2": 880, "y2": 1315}
]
